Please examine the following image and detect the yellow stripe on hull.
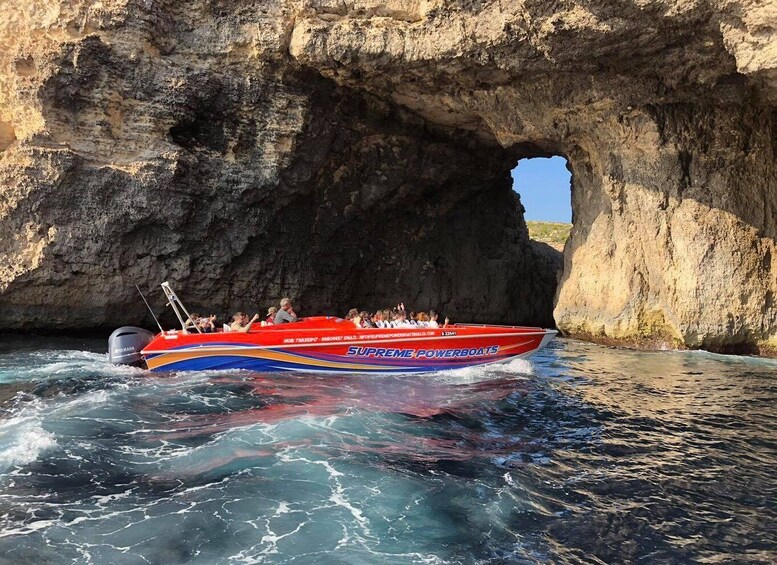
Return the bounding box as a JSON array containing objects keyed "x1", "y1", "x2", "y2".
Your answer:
[{"x1": 145, "y1": 347, "x2": 407, "y2": 372}]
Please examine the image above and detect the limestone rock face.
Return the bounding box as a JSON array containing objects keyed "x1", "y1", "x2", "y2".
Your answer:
[{"x1": 1, "y1": 1, "x2": 775, "y2": 353}]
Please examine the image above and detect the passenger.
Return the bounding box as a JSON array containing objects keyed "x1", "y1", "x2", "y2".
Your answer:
[
  {"x1": 392, "y1": 311, "x2": 413, "y2": 328},
  {"x1": 231, "y1": 311, "x2": 259, "y2": 332},
  {"x1": 184, "y1": 312, "x2": 200, "y2": 331},
  {"x1": 345, "y1": 308, "x2": 359, "y2": 321},
  {"x1": 428, "y1": 311, "x2": 440, "y2": 328},
  {"x1": 265, "y1": 307, "x2": 277, "y2": 325},
  {"x1": 372, "y1": 311, "x2": 385, "y2": 328},
  {"x1": 443, "y1": 316, "x2": 450, "y2": 328},
  {"x1": 274, "y1": 297, "x2": 298, "y2": 324},
  {"x1": 416, "y1": 312, "x2": 429, "y2": 327},
  {"x1": 360, "y1": 311, "x2": 376, "y2": 328},
  {"x1": 200, "y1": 314, "x2": 217, "y2": 333},
  {"x1": 185, "y1": 313, "x2": 216, "y2": 332}
]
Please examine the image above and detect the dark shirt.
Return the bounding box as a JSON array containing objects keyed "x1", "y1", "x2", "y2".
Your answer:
[{"x1": 274, "y1": 309, "x2": 297, "y2": 324}]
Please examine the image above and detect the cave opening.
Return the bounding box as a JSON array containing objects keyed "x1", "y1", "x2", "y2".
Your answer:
[
  {"x1": 510, "y1": 155, "x2": 573, "y2": 327},
  {"x1": 511, "y1": 155, "x2": 572, "y2": 232}
]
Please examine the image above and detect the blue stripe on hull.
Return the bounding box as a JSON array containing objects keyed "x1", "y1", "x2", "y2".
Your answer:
[{"x1": 146, "y1": 354, "x2": 519, "y2": 374}]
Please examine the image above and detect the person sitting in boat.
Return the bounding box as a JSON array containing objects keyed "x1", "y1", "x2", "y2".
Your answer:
[
  {"x1": 397, "y1": 303, "x2": 419, "y2": 327},
  {"x1": 184, "y1": 312, "x2": 201, "y2": 331},
  {"x1": 200, "y1": 314, "x2": 217, "y2": 332},
  {"x1": 274, "y1": 298, "x2": 298, "y2": 324},
  {"x1": 361, "y1": 311, "x2": 376, "y2": 328},
  {"x1": 428, "y1": 311, "x2": 440, "y2": 328},
  {"x1": 265, "y1": 307, "x2": 277, "y2": 325},
  {"x1": 372, "y1": 311, "x2": 385, "y2": 328},
  {"x1": 387, "y1": 311, "x2": 399, "y2": 327},
  {"x1": 231, "y1": 311, "x2": 259, "y2": 332},
  {"x1": 391, "y1": 311, "x2": 414, "y2": 328},
  {"x1": 345, "y1": 308, "x2": 359, "y2": 322},
  {"x1": 185, "y1": 313, "x2": 216, "y2": 333}
]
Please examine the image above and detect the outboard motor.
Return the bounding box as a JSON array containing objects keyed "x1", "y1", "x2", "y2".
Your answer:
[{"x1": 108, "y1": 326, "x2": 155, "y2": 366}]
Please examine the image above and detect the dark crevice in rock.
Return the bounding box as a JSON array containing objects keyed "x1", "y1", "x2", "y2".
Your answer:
[{"x1": 170, "y1": 112, "x2": 228, "y2": 153}]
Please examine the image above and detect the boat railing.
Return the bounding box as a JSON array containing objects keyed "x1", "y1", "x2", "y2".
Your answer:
[
  {"x1": 452, "y1": 323, "x2": 546, "y2": 330},
  {"x1": 161, "y1": 282, "x2": 202, "y2": 333}
]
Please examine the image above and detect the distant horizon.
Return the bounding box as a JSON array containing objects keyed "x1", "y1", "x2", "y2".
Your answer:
[{"x1": 511, "y1": 156, "x2": 572, "y2": 223}]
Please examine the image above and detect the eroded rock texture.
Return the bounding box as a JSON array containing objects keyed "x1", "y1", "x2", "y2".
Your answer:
[{"x1": 1, "y1": 1, "x2": 775, "y2": 353}]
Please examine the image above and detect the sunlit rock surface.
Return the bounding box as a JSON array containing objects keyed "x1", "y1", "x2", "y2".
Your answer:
[{"x1": 0, "y1": 1, "x2": 775, "y2": 353}]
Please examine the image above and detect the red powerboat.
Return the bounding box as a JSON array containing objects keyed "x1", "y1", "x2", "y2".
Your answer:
[{"x1": 108, "y1": 283, "x2": 557, "y2": 374}]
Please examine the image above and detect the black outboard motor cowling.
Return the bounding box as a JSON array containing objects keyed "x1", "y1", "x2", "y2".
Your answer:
[{"x1": 108, "y1": 326, "x2": 155, "y2": 366}]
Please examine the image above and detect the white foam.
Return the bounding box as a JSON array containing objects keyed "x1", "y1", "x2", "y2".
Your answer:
[
  {"x1": 0, "y1": 386, "x2": 114, "y2": 470},
  {"x1": 684, "y1": 348, "x2": 777, "y2": 366},
  {"x1": 57, "y1": 389, "x2": 113, "y2": 410},
  {"x1": 0, "y1": 518, "x2": 58, "y2": 538},
  {"x1": 421, "y1": 356, "x2": 535, "y2": 382},
  {"x1": 273, "y1": 501, "x2": 291, "y2": 516},
  {"x1": 279, "y1": 450, "x2": 371, "y2": 540},
  {"x1": 3, "y1": 350, "x2": 145, "y2": 384},
  {"x1": 497, "y1": 357, "x2": 536, "y2": 374},
  {"x1": 0, "y1": 404, "x2": 57, "y2": 469}
]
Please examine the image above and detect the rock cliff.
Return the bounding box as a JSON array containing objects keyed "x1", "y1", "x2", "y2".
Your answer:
[{"x1": 1, "y1": 1, "x2": 775, "y2": 353}]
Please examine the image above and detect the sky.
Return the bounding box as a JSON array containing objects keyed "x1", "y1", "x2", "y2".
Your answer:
[{"x1": 511, "y1": 156, "x2": 572, "y2": 223}]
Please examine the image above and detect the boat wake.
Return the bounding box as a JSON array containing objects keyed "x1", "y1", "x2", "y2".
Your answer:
[
  {"x1": 1, "y1": 349, "x2": 144, "y2": 384},
  {"x1": 425, "y1": 356, "x2": 535, "y2": 382}
]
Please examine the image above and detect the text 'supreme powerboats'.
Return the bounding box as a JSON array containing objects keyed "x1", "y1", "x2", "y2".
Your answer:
[{"x1": 109, "y1": 283, "x2": 557, "y2": 374}]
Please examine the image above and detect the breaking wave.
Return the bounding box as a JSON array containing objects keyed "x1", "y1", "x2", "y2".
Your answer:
[{"x1": 0, "y1": 401, "x2": 57, "y2": 469}]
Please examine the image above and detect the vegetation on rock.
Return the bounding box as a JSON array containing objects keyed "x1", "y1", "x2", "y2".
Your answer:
[{"x1": 526, "y1": 222, "x2": 572, "y2": 251}]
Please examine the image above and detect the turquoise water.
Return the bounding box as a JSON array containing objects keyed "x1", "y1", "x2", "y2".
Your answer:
[{"x1": 0, "y1": 336, "x2": 775, "y2": 563}]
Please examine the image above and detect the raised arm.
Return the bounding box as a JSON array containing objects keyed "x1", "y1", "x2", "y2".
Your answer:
[{"x1": 237, "y1": 314, "x2": 260, "y2": 332}]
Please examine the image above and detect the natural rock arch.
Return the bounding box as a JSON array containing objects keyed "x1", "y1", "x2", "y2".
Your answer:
[{"x1": 0, "y1": 1, "x2": 775, "y2": 353}]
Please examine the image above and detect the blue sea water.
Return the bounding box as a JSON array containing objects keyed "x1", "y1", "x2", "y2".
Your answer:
[{"x1": 0, "y1": 336, "x2": 775, "y2": 564}]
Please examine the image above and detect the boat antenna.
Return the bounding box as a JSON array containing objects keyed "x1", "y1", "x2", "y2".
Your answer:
[{"x1": 135, "y1": 284, "x2": 164, "y2": 333}]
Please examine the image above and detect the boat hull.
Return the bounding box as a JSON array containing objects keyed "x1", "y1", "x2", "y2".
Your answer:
[{"x1": 141, "y1": 319, "x2": 557, "y2": 374}]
